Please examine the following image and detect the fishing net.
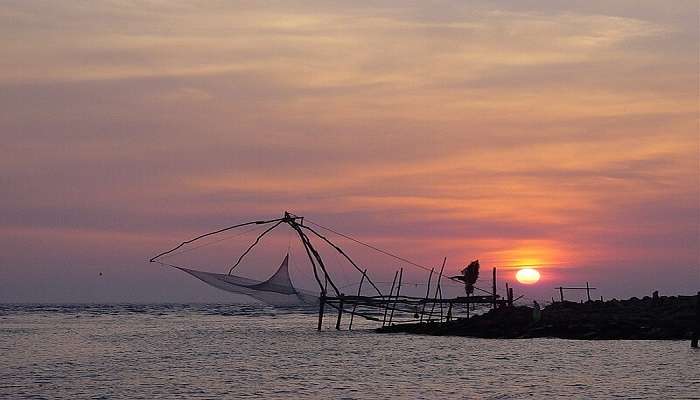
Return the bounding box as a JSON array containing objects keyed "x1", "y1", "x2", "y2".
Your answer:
[
  {"x1": 176, "y1": 254, "x2": 318, "y2": 306},
  {"x1": 151, "y1": 213, "x2": 487, "y2": 318}
]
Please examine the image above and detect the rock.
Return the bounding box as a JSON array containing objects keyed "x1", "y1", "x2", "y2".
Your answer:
[{"x1": 377, "y1": 294, "x2": 697, "y2": 340}]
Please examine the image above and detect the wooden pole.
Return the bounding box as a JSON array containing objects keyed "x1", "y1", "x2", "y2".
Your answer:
[
  {"x1": 692, "y1": 291, "x2": 699, "y2": 348},
  {"x1": 335, "y1": 295, "x2": 344, "y2": 330},
  {"x1": 420, "y1": 268, "x2": 434, "y2": 323},
  {"x1": 439, "y1": 258, "x2": 446, "y2": 320},
  {"x1": 290, "y1": 222, "x2": 341, "y2": 296},
  {"x1": 492, "y1": 267, "x2": 497, "y2": 309},
  {"x1": 586, "y1": 282, "x2": 591, "y2": 302},
  {"x1": 437, "y1": 259, "x2": 446, "y2": 321},
  {"x1": 388, "y1": 268, "x2": 403, "y2": 326},
  {"x1": 300, "y1": 223, "x2": 385, "y2": 298},
  {"x1": 348, "y1": 269, "x2": 367, "y2": 331},
  {"x1": 505, "y1": 282, "x2": 510, "y2": 307},
  {"x1": 466, "y1": 293, "x2": 470, "y2": 319},
  {"x1": 428, "y1": 258, "x2": 446, "y2": 322},
  {"x1": 317, "y1": 293, "x2": 326, "y2": 331},
  {"x1": 382, "y1": 270, "x2": 399, "y2": 327},
  {"x1": 508, "y1": 287, "x2": 514, "y2": 307}
]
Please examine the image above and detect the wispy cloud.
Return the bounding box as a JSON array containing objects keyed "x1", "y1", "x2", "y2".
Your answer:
[{"x1": 0, "y1": 0, "x2": 697, "y2": 301}]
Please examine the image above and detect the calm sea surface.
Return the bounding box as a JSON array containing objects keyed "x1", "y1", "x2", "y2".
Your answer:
[{"x1": 1, "y1": 304, "x2": 698, "y2": 399}]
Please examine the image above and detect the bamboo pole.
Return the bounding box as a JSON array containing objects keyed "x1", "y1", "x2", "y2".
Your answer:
[
  {"x1": 505, "y1": 282, "x2": 509, "y2": 307},
  {"x1": 586, "y1": 282, "x2": 591, "y2": 302},
  {"x1": 289, "y1": 222, "x2": 331, "y2": 295},
  {"x1": 296, "y1": 227, "x2": 340, "y2": 296},
  {"x1": 419, "y1": 268, "x2": 434, "y2": 323},
  {"x1": 335, "y1": 295, "x2": 344, "y2": 330},
  {"x1": 317, "y1": 293, "x2": 326, "y2": 331},
  {"x1": 150, "y1": 217, "x2": 283, "y2": 263},
  {"x1": 437, "y1": 258, "x2": 446, "y2": 320},
  {"x1": 300, "y1": 224, "x2": 384, "y2": 297},
  {"x1": 228, "y1": 220, "x2": 284, "y2": 274},
  {"x1": 388, "y1": 268, "x2": 403, "y2": 326},
  {"x1": 348, "y1": 269, "x2": 367, "y2": 331},
  {"x1": 492, "y1": 267, "x2": 497, "y2": 309},
  {"x1": 466, "y1": 293, "x2": 470, "y2": 319},
  {"x1": 382, "y1": 270, "x2": 399, "y2": 327},
  {"x1": 508, "y1": 287, "x2": 514, "y2": 307},
  {"x1": 428, "y1": 258, "x2": 446, "y2": 322},
  {"x1": 692, "y1": 291, "x2": 699, "y2": 348}
]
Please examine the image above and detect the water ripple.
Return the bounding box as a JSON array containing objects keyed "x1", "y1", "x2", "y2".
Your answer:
[{"x1": 0, "y1": 304, "x2": 697, "y2": 399}]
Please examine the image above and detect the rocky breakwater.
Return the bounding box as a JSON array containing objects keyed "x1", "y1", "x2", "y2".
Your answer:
[{"x1": 377, "y1": 294, "x2": 698, "y2": 340}]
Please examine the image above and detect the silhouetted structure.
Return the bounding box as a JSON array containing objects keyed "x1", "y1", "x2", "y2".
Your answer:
[{"x1": 151, "y1": 212, "x2": 508, "y2": 330}]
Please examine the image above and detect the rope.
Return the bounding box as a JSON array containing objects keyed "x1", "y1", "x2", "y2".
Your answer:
[
  {"x1": 306, "y1": 219, "x2": 435, "y2": 271},
  {"x1": 158, "y1": 224, "x2": 266, "y2": 260},
  {"x1": 228, "y1": 220, "x2": 284, "y2": 274},
  {"x1": 305, "y1": 219, "x2": 492, "y2": 294},
  {"x1": 287, "y1": 242, "x2": 315, "y2": 290},
  {"x1": 150, "y1": 217, "x2": 282, "y2": 262}
]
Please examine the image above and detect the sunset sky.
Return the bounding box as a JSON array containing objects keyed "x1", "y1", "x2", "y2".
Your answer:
[{"x1": 1, "y1": 1, "x2": 698, "y2": 302}]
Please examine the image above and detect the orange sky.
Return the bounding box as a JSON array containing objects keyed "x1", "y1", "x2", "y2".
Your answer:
[{"x1": 1, "y1": 1, "x2": 697, "y2": 302}]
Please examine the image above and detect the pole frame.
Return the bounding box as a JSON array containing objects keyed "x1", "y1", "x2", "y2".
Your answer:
[
  {"x1": 382, "y1": 270, "x2": 399, "y2": 327},
  {"x1": 492, "y1": 267, "x2": 497, "y2": 309},
  {"x1": 318, "y1": 292, "x2": 326, "y2": 331},
  {"x1": 692, "y1": 291, "x2": 699, "y2": 348},
  {"x1": 428, "y1": 258, "x2": 447, "y2": 322},
  {"x1": 419, "y1": 268, "x2": 434, "y2": 323},
  {"x1": 348, "y1": 269, "x2": 367, "y2": 330},
  {"x1": 388, "y1": 268, "x2": 403, "y2": 326}
]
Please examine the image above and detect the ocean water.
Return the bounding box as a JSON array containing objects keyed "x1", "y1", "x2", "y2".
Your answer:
[{"x1": 1, "y1": 304, "x2": 698, "y2": 399}]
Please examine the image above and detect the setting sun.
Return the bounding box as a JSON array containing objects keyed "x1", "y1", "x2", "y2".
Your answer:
[{"x1": 516, "y1": 268, "x2": 541, "y2": 284}]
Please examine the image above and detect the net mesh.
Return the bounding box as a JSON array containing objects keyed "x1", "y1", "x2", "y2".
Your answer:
[{"x1": 177, "y1": 254, "x2": 318, "y2": 306}]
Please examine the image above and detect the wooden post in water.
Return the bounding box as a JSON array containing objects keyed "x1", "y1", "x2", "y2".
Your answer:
[
  {"x1": 348, "y1": 269, "x2": 367, "y2": 331},
  {"x1": 428, "y1": 258, "x2": 446, "y2": 322},
  {"x1": 692, "y1": 291, "x2": 699, "y2": 348},
  {"x1": 508, "y1": 287, "x2": 514, "y2": 307},
  {"x1": 438, "y1": 259, "x2": 446, "y2": 321},
  {"x1": 437, "y1": 284, "x2": 444, "y2": 322},
  {"x1": 505, "y1": 283, "x2": 510, "y2": 307},
  {"x1": 492, "y1": 267, "x2": 497, "y2": 309},
  {"x1": 335, "y1": 294, "x2": 344, "y2": 330},
  {"x1": 317, "y1": 292, "x2": 326, "y2": 331},
  {"x1": 388, "y1": 268, "x2": 403, "y2": 326},
  {"x1": 586, "y1": 282, "x2": 591, "y2": 302},
  {"x1": 382, "y1": 270, "x2": 398, "y2": 327},
  {"x1": 419, "y1": 268, "x2": 434, "y2": 323},
  {"x1": 466, "y1": 296, "x2": 470, "y2": 319}
]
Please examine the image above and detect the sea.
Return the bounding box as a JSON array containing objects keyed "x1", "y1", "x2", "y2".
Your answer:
[{"x1": 1, "y1": 304, "x2": 698, "y2": 399}]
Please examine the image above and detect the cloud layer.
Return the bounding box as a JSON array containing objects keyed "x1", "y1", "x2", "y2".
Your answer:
[{"x1": 1, "y1": 1, "x2": 697, "y2": 302}]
